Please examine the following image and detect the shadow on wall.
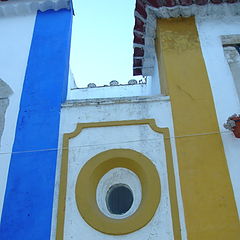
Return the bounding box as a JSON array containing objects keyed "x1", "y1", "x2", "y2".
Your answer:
[{"x1": 0, "y1": 79, "x2": 13, "y2": 148}]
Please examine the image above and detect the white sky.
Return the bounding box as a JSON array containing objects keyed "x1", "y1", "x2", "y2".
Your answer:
[{"x1": 70, "y1": 0, "x2": 142, "y2": 87}]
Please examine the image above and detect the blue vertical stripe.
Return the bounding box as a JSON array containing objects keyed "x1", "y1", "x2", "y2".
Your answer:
[{"x1": 0, "y1": 8, "x2": 72, "y2": 240}]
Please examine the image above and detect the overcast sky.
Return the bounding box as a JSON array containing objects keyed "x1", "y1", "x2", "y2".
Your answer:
[{"x1": 70, "y1": 0, "x2": 141, "y2": 87}]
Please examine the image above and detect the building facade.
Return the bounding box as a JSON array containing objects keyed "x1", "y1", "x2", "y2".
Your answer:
[{"x1": 0, "y1": 0, "x2": 240, "y2": 240}]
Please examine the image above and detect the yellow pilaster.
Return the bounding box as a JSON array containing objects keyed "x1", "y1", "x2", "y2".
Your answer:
[{"x1": 156, "y1": 17, "x2": 240, "y2": 239}]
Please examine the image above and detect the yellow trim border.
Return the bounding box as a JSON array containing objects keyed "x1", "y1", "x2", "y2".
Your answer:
[
  {"x1": 75, "y1": 149, "x2": 160, "y2": 235},
  {"x1": 55, "y1": 119, "x2": 181, "y2": 239}
]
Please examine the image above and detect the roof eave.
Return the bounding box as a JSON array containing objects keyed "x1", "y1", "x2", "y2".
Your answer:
[{"x1": 133, "y1": 0, "x2": 240, "y2": 76}]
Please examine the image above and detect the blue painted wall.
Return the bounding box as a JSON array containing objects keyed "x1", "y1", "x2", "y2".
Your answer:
[{"x1": 0, "y1": 8, "x2": 72, "y2": 240}]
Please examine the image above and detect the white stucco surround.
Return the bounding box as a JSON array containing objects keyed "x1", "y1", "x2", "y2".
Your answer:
[
  {"x1": 196, "y1": 15, "x2": 240, "y2": 217},
  {"x1": 96, "y1": 167, "x2": 142, "y2": 220},
  {"x1": 51, "y1": 96, "x2": 188, "y2": 240},
  {"x1": 0, "y1": 14, "x2": 36, "y2": 219}
]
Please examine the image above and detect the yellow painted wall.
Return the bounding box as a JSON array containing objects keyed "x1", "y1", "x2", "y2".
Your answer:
[{"x1": 156, "y1": 17, "x2": 240, "y2": 239}]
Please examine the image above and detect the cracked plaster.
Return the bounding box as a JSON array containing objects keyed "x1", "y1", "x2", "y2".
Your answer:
[{"x1": 0, "y1": 79, "x2": 13, "y2": 148}]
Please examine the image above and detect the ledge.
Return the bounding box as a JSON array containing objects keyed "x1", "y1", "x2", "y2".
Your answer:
[{"x1": 62, "y1": 95, "x2": 170, "y2": 107}]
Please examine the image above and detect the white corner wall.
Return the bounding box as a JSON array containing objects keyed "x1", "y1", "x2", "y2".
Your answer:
[
  {"x1": 196, "y1": 15, "x2": 240, "y2": 218},
  {"x1": 0, "y1": 14, "x2": 36, "y2": 219},
  {"x1": 147, "y1": 52, "x2": 161, "y2": 96}
]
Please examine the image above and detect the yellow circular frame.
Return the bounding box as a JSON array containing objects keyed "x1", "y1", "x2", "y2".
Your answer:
[{"x1": 75, "y1": 149, "x2": 161, "y2": 235}]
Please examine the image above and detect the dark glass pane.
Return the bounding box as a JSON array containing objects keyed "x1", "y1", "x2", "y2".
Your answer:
[
  {"x1": 235, "y1": 44, "x2": 240, "y2": 54},
  {"x1": 106, "y1": 184, "x2": 133, "y2": 215}
]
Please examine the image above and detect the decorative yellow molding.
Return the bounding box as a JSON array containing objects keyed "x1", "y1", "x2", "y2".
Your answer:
[{"x1": 56, "y1": 119, "x2": 181, "y2": 239}]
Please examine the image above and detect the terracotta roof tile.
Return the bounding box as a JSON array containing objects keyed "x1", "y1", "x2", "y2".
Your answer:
[
  {"x1": 133, "y1": 58, "x2": 143, "y2": 67},
  {"x1": 134, "y1": 47, "x2": 145, "y2": 57},
  {"x1": 136, "y1": 0, "x2": 147, "y2": 18},
  {"x1": 134, "y1": 32, "x2": 145, "y2": 45}
]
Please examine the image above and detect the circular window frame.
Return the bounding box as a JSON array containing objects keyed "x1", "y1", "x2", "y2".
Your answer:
[
  {"x1": 75, "y1": 149, "x2": 161, "y2": 235},
  {"x1": 96, "y1": 167, "x2": 142, "y2": 219}
]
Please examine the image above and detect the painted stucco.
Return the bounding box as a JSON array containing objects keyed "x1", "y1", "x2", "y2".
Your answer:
[
  {"x1": 196, "y1": 15, "x2": 240, "y2": 218},
  {"x1": 1, "y1": 1, "x2": 240, "y2": 239},
  {"x1": 0, "y1": 13, "x2": 36, "y2": 221},
  {"x1": 0, "y1": 8, "x2": 72, "y2": 240}
]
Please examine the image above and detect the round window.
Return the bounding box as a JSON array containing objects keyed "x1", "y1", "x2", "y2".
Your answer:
[
  {"x1": 75, "y1": 149, "x2": 161, "y2": 235},
  {"x1": 106, "y1": 184, "x2": 133, "y2": 215}
]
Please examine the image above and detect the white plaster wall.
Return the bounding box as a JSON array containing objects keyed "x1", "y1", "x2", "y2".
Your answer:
[
  {"x1": 51, "y1": 96, "x2": 188, "y2": 240},
  {"x1": 0, "y1": 14, "x2": 36, "y2": 219},
  {"x1": 196, "y1": 15, "x2": 240, "y2": 218}
]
